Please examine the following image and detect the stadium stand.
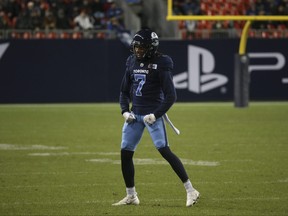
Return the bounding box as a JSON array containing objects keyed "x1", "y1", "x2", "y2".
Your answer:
[
  {"x1": 0, "y1": 0, "x2": 287, "y2": 39},
  {"x1": 173, "y1": 0, "x2": 288, "y2": 39},
  {"x1": 0, "y1": 0, "x2": 121, "y2": 39}
]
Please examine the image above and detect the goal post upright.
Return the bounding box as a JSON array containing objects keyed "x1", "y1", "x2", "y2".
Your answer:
[
  {"x1": 166, "y1": 0, "x2": 288, "y2": 107},
  {"x1": 235, "y1": 21, "x2": 251, "y2": 108}
]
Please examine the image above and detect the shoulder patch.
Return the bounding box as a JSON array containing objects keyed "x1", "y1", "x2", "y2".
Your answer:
[{"x1": 148, "y1": 64, "x2": 158, "y2": 69}]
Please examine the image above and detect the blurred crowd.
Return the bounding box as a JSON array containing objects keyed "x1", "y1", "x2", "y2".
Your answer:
[
  {"x1": 174, "y1": 0, "x2": 288, "y2": 39},
  {"x1": 0, "y1": 0, "x2": 130, "y2": 38},
  {"x1": 0, "y1": 0, "x2": 287, "y2": 39},
  {"x1": 0, "y1": 0, "x2": 126, "y2": 30}
]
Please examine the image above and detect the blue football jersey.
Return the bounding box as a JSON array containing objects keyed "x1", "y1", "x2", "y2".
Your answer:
[{"x1": 120, "y1": 53, "x2": 177, "y2": 118}]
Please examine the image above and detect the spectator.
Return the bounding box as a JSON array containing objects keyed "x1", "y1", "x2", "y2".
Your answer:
[
  {"x1": 246, "y1": 2, "x2": 258, "y2": 15},
  {"x1": 173, "y1": 0, "x2": 186, "y2": 15},
  {"x1": 272, "y1": 3, "x2": 288, "y2": 27},
  {"x1": 91, "y1": 0, "x2": 104, "y2": 13},
  {"x1": 184, "y1": 11, "x2": 197, "y2": 39},
  {"x1": 26, "y1": 1, "x2": 43, "y2": 30},
  {"x1": 252, "y1": 7, "x2": 268, "y2": 29},
  {"x1": 106, "y1": 1, "x2": 124, "y2": 26},
  {"x1": 4, "y1": 0, "x2": 21, "y2": 25},
  {"x1": 93, "y1": 11, "x2": 106, "y2": 30},
  {"x1": 15, "y1": 9, "x2": 30, "y2": 29},
  {"x1": 73, "y1": 8, "x2": 94, "y2": 30},
  {"x1": 0, "y1": 10, "x2": 10, "y2": 29},
  {"x1": 181, "y1": 0, "x2": 201, "y2": 15},
  {"x1": 212, "y1": 21, "x2": 228, "y2": 38},
  {"x1": 91, "y1": 0, "x2": 106, "y2": 29},
  {"x1": 55, "y1": 8, "x2": 71, "y2": 29},
  {"x1": 43, "y1": 9, "x2": 56, "y2": 30}
]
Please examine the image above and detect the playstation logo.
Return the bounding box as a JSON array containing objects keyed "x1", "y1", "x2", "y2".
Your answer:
[
  {"x1": 0, "y1": 43, "x2": 9, "y2": 62},
  {"x1": 173, "y1": 45, "x2": 228, "y2": 93}
]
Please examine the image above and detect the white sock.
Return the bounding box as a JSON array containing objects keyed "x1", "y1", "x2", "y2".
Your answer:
[
  {"x1": 126, "y1": 187, "x2": 136, "y2": 196},
  {"x1": 184, "y1": 180, "x2": 195, "y2": 194}
]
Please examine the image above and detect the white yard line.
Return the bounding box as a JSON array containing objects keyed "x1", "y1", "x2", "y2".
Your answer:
[
  {"x1": 0, "y1": 171, "x2": 91, "y2": 176},
  {"x1": 212, "y1": 197, "x2": 282, "y2": 201},
  {"x1": 0, "y1": 144, "x2": 67, "y2": 150},
  {"x1": 0, "y1": 200, "x2": 112, "y2": 206},
  {"x1": 86, "y1": 158, "x2": 219, "y2": 166},
  {"x1": 0, "y1": 183, "x2": 117, "y2": 188},
  {"x1": 28, "y1": 152, "x2": 119, "y2": 156}
]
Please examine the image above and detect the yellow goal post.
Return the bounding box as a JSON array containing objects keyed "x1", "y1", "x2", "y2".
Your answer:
[
  {"x1": 166, "y1": 0, "x2": 288, "y2": 54},
  {"x1": 166, "y1": 0, "x2": 288, "y2": 107}
]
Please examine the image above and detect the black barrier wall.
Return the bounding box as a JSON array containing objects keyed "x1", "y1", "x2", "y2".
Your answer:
[{"x1": 0, "y1": 39, "x2": 287, "y2": 103}]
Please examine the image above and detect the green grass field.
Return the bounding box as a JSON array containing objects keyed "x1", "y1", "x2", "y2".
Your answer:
[{"x1": 0, "y1": 102, "x2": 287, "y2": 216}]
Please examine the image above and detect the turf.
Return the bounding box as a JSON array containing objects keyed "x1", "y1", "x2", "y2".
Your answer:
[{"x1": 0, "y1": 102, "x2": 287, "y2": 216}]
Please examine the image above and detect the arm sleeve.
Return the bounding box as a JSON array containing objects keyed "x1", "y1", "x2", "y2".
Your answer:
[
  {"x1": 153, "y1": 56, "x2": 177, "y2": 118},
  {"x1": 119, "y1": 56, "x2": 132, "y2": 114}
]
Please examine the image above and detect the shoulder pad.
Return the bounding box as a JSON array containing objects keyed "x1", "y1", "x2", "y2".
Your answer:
[
  {"x1": 126, "y1": 54, "x2": 136, "y2": 66},
  {"x1": 157, "y1": 55, "x2": 173, "y2": 70}
]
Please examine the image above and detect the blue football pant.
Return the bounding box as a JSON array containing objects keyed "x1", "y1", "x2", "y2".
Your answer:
[
  {"x1": 121, "y1": 114, "x2": 168, "y2": 151},
  {"x1": 120, "y1": 114, "x2": 189, "y2": 188}
]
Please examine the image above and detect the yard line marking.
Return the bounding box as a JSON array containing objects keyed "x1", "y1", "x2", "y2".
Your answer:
[
  {"x1": 277, "y1": 178, "x2": 288, "y2": 183},
  {"x1": 217, "y1": 170, "x2": 260, "y2": 173},
  {"x1": 28, "y1": 152, "x2": 119, "y2": 156},
  {"x1": 0, "y1": 171, "x2": 91, "y2": 176},
  {"x1": 0, "y1": 182, "x2": 193, "y2": 189},
  {"x1": 0, "y1": 144, "x2": 67, "y2": 150},
  {"x1": 1, "y1": 200, "x2": 113, "y2": 206},
  {"x1": 220, "y1": 159, "x2": 253, "y2": 162},
  {"x1": 97, "y1": 152, "x2": 119, "y2": 155},
  {"x1": 24, "y1": 149, "x2": 220, "y2": 166},
  {"x1": 86, "y1": 158, "x2": 219, "y2": 166},
  {"x1": 0, "y1": 183, "x2": 118, "y2": 188},
  {"x1": 212, "y1": 197, "x2": 282, "y2": 201}
]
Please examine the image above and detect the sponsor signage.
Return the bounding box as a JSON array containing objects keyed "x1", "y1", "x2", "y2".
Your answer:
[
  {"x1": 0, "y1": 39, "x2": 287, "y2": 103},
  {"x1": 173, "y1": 45, "x2": 228, "y2": 93}
]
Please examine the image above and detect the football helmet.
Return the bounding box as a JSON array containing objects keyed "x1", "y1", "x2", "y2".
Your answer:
[{"x1": 131, "y1": 29, "x2": 159, "y2": 60}]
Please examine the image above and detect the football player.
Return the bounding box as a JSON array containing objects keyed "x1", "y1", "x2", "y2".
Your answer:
[{"x1": 113, "y1": 28, "x2": 200, "y2": 207}]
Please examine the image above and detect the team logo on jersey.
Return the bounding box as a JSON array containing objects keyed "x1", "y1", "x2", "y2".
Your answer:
[
  {"x1": 173, "y1": 45, "x2": 228, "y2": 93},
  {"x1": 0, "y1": 43, "x2": 9, "y2": 62}
]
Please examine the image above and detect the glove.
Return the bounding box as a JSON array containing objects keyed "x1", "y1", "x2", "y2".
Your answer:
[
  {"x1": 143, "y1": 114, "x2": 156, "y2": 125},
  {"x1": 123, "y1": 112, "x2": 136, "y2": 123}
]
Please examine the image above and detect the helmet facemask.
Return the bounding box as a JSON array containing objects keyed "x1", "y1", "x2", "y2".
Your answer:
[
  {"x1": 131, "y1": 29, "x2": 159, "y2": 61},
  {"x1": 132, "y1": 41, "x2": 151, "y2": 60}
]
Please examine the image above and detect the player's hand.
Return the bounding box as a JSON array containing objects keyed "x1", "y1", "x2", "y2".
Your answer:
[
  {"x1": 123, "y1": 112, "x2": 136, "y2": 123},
  {"x1": 143, "y1": 114, "x2": 156, "y2": 125}
]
